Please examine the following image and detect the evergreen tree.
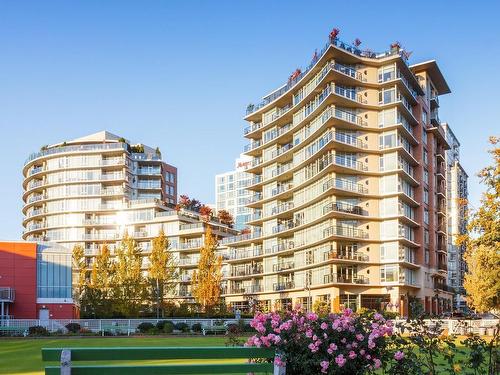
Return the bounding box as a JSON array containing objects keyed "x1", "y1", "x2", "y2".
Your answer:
[
  {"x1": 192, "y1": 226, "x2": 222, "y2": 312},
  {"x1": 148, "y1": 229, "x2": 177, "y2": 318}
]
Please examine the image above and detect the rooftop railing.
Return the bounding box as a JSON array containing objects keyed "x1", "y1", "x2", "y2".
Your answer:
[
  {"x1": 25, "y1": 143, "x2": 128, "y2": 165},
  {"x1": 246, "y1": 37, "x2": 409, "y2": 115}
]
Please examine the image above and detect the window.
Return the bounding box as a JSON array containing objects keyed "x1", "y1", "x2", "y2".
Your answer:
[
  {"x1": 422, "y1": 129, "x2": 428, "y2": 144},
  {"x1": 424, "y1": 208, "x2": 429, "y2": 225},
  {"x1": 424, "y1": 229, "x2": 430, "y2": 245},
  {"x1": 37, "y1": 251, "x2": 72, "y2": 299},
  {"x1": 378, "y1": 108, "x2": 397, "y2": 128},
  {"x1": 423, "y1": 169, "x2": 429, "y2": 184},
  {"x1": 379, "y1": 132, "x2": 397, "y2": 149},
  {"x1": 380, "y1": 265, "x2": 398, "y2": 282},
  {"x1": 379, "y1": 88, "x2": 396, "y2": 104},
  {"x1": 378, "y1": 65, "x2": 396, "y2": 82},
  {"x1": 424, "y1": 189, "x2": 429, "y2": 204},
  {"x1": 421, "y1": 110, "x2": 428, "y2": 125},
  {"x1": 425, "y1": 248, "x2": 430, "y2": 265},
  {"x1": 423, "y1": 149, "x2": 428, "y2": 164}
]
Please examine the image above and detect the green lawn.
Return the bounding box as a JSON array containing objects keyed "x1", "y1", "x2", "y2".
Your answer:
[{"x1": 0, "y1": 336, "x2": 238, "y2": 375}]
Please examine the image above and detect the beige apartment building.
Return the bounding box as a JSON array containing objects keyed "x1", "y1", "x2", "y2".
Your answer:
[
  {"x1": 221, "y1": 37, "x2": 454, "y2": 316},
  {"x1": 22, "y1": 131, "x2": 236, "y2": 301}
]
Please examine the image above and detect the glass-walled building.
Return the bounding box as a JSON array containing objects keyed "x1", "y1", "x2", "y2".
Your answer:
[{"x1": 215, "y1": 154, "x2": 253, "y2": 230}]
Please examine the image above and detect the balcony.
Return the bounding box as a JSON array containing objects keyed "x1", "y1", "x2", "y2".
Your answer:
[
  {"x1": 430, "y1": 111, "x2": 440, "y2": 126},
  {"x1": 273, "y1": 281, "x2": 295, "y2": 292},
  {"x1": 231, "y1": 265, "x2": 263, "y2": 277},
  {"x1": 333, "y1": 155, "x2": 367, "y2": 172},
  {"x1": 323, "y1": 225, "x2": 368, "y2": 239},
  {"x1": 334, "y1": 84, "x2": 367, "y2": 104},
  {"x1": 333, "y1": 107, "x2": 368, "y2": 127},
  {"x1": 272, "y1": 220, "x2": 297, "y2": 234},
  {"x1": 228, "y1": 246, "x2": 264, "y2": 260},
  {"x1": 220, "y1": 230, "x2": 262, "y2": 245},
  {"x1": 137, "y1": 168, "x2": 161, "y2": 176},
  {"x1": 243, "y1": 285, "x2": 263, "y2": 294},
  {"x1": 272, "y1": 261, "x2": 295, "y2": 272},
  {"x1": 0, "y1": 288, "x2": 15, "y2": 302},
  {"x1": 323, "y1": 250, "x2": 368, "y2": 262},
  {"x1": 323, "y1": 201, "x2": 365, "y2": 216},
  {"x1": 332, "y1": 62, "x2": 364, "y2": 81},
  {"x1": 272, "y1": 183, "x2": 294, "y2": 197},
  {"x1": 25, "y1": 142, "x2": 127, "y2": 166},
  {"x1": 323, "y1": 274, "x2": 369, "y2": 284},
  {"x1": 323, "y1": 177, "x2": 368, "y2": 195},
  {"x1": 271, "y1": 202, "x2": 294, "y2": 216},
  {"x1": 266, "y1": 241, "x2": 295, "y2": 255},
  {"x1": 244, "y1": 122, "x2": 262, "y2": 135}
]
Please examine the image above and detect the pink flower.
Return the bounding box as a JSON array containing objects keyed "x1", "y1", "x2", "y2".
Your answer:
[
  {"x1": 348, "y1": 350, "x2": 357, "y2": 359},
  {"x1": 373, "y1": 358, "x2": 382, "y2": 369},
  {"x1": 394, "y1": 351, "x2": 405, "y2": 361},
  {"x1": 356, "y1": 334, "x2": 364, "y2": 341},
  {"x1": 320, "y1": 360, "x2": 329, "y2": 374},
  {"x1": 320, "y1": 322, "x2": 328, "y2": 330},
  {"x1": 335, "y1": 354, "x2": 346, "y2": 367},
  {"x1": 373, "y1": 313, "x2": 383, "y2": 321},
  {"x1": 274, "y1": 357, "x2": 285, "y2": 367}
]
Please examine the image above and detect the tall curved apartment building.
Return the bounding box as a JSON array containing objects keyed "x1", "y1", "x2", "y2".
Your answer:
[
  {"x1": 21, "y1": 131, "x2": 237, "y2": 302},
  {"x1": 221, "y1": 36, "x2": 455, "y2": 316},
  {"x1": 22, "y1": 131, "x2": 177, "y2": 248}
]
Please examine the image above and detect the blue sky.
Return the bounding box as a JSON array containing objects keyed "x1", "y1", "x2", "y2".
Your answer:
[{"x1": 0, "y1": 0, "x2": 498, "y2": 239}]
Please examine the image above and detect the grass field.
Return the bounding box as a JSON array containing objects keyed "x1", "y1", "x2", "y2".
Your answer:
[
  {"x1": 0, "y1": 336, "x2": 236, "y2": 375},
  {"x1": 0, "y1": 335, "x2": 483, "y2": 375}
]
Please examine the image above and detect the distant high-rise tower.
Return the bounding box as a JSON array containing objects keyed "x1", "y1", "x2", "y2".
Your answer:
[
  {"x1": 443, "y1": 123, "x2": 468, "y2": 311},
  {"x1": 215, "y1": 154, "x2": 253, "y2": 230}
]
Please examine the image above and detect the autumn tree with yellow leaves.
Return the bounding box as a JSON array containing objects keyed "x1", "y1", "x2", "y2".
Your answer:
[
  {"x1": 148, "y1": 229, "x2": 177, "y2": 318},
  {"x1": 192, "y1": 226, "x2": 222, "y2": 312},
  {"x1": 462, "y1": 137, "x2": 500, "y2": 312}
]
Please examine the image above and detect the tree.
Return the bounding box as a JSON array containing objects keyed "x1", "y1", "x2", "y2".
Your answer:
[
  {"x1": 192, "y1": 226, "x2": 222, "y2": 312},
  {"x1": 199, "y1": 205, "x2": 213, "y2": 221},
  {"x1": 113, "y1": 233, "x2": 146, "y2": 317},
  {"x1": 72, "y1": 245, "x2": 87, "y2": 308},
  {"x1": 92, "y1": 244, "x2": 114, "y2": 317},
  {"x1": 217, "y1": 209, "x2": 234, "y2": 227},
  {"x1": 148, "y1": 229, "x2": 177, "y2": 318},
  {"x1": 462, "y1": 137, "x2": 500, "y2": 312}
]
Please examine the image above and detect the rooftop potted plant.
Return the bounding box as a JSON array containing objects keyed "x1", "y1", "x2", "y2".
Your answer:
[
  {"x1": 329, "y1": 27, "x2": 340, "y2": 43},
  {"x1": 390, "y1": 41, "x2": 401, "y2": 54}
]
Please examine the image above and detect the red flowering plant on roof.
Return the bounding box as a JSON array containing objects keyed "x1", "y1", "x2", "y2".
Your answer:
[
  {"x1": 329, "y1": 28, "x2": 340, "y2": 42},
  {"x1": 245, "y1": 307, "x2": 395, "y2": 374},
  {"x1": 353, "y1": 38, "x2": 362, "y2": 47},
  {"x1": 199, "y1": 204, "x2": 213, "y2": 222}
]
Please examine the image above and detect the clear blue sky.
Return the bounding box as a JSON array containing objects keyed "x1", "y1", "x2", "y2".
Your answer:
[{"x1": 0, "y1": 0, "x2": 498, "y2": 239}]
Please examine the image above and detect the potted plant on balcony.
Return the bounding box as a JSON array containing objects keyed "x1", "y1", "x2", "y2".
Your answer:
[{"x1": 199, "y1": 204, "x2": 213, "y2": 222}]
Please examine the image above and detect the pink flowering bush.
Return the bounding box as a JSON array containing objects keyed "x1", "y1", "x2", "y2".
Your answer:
[{"x1": 246, "y1": 307, "x2": 394, "y2": 374}]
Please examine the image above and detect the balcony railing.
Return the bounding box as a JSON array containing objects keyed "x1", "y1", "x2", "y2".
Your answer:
[
  {"x1": 220, "y1": 230, "x2": 262, "y2": 245},
  {"x1": 323, "y1": 177, "x2": 368, "y2": 194},
  {"x1": 273, "y1": 281, "x2": 295, "y2": 291},
  {"x1": 25, "y1": 143, "x2": 128, "y2": 165},
  {"x1": 323, "y1": 201, "x2": 365, "y2": 216},
  {"x1": 334, "y1": 155, "x2": 367, "y2": 171},
  {"x1": 231, "y1": 265, "x2": 263, "y2": 277},
  {"x1": 323, "y1": 225, "x2": 368, "y2": 239},
  {"x1": 272, "y1": 261, "x2": 295, "y2": 272},
  {"x1": 323, "y1": 251, "x2": 368, "y2": 262},
  {"x1": 245, "y1": 35, "x2": 410, "y2": 116},
  {"x1": 0, "y1": 288, "x2": 15, "y2": 302},
  {"x1": 271, "y1": 202, "x2": 294, "y2": 216},
  {"x1": 323, "y1": 274, "x2": 369, "y2": 284},
  {"x1": 272, "y1": 183, "x2": 294, "y2": 197},
  {"x1": 244, "y1": 122, "x2": 262, "y2": 135}
]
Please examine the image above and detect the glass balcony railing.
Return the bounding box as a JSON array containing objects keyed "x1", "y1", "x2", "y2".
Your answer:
[
  {"x1": 323, "y1": 225, "x2": 368, "y2": 239},
  {"x1": 323, "y1": 201, "x2": 365, "y2": 216},
  {"x1": 273, "y1": 281, "x2": 295, "y2": 291},
  {"x1": 25, "y1": 143, "x2": 128, "y2": 165},
  {"x1": 323, "y1": 177, "x2": 368, "y2": 194},
  {"x1": 324, "y1": 273, "x2": 369, "y2": 284}
]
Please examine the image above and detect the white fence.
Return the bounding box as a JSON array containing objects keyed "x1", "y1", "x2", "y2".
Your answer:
[
  {"x1": 0, "y1": 318, "x2": 497, "y2": 336},
  {"x1": 393, "y1": 319, "x2": 499, "y2": 336},
  {"x1": 0, "y1": 318, "x2": 252, "y2": 334}
]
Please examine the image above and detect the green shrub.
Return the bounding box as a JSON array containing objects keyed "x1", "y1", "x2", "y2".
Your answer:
[
  {"x1": 174, "y1": 322, "x2": 189, "y2": 332},
  {"x1": 65, "y1": 323, "x2": 81, "y2": 333},
  {"x1": 191, "y1": 323, "x2": 202, "y2": 333},
  {"x1": 137, "y1": 322, "x2": 155, "y2": 333},
  {"x1": 163, "y1": 321, "x2": 174, "y2": 334},
  {"x1": 28, "y1": 325, "x2": 50, "y2": 336}
]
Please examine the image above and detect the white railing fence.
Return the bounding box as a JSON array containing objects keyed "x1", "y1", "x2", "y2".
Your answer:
[
  {"x1": 0, "y1": 318, "x2": 251, "y2": 334},
  {"x1": 393, "y1": 319, "x2": 499, "y2": 336}
]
